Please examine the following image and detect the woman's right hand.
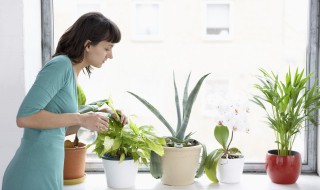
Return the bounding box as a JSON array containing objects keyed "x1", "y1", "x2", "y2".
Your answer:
[{"x1": 80, "y1": 112, "x2": 110, "y2": 131}]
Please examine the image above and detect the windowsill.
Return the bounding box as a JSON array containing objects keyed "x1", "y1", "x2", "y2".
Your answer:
[{"x1": 63, "y1": 173, "x2": 320, "y2": 190}]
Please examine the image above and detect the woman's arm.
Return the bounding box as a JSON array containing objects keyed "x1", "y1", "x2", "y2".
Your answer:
[{"x1": 16, "y1": 109, "x2": 109, "y2": 131}]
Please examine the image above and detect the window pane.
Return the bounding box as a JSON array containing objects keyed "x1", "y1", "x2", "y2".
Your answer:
[
  {"x1": 53, "y1": 0, "x2": 310, "y2": 170},
  {"x1": 206, "y1": 4, "x2": 230, "y2": 36},
  {"x1": 134, "y1": 3, "x2": 160, "y2": 36}
]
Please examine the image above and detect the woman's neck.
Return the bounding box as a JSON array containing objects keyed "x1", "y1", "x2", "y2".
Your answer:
[{"x1": 72, "y1": 62, "x2": 87, "y2": 77}]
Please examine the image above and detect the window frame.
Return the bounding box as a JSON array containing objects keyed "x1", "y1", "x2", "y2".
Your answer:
[{"x1": 42, "y1": 0, "x2": 319, "y2": 173}]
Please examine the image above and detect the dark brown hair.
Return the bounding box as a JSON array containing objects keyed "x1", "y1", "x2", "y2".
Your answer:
[{"x1": 53, "y1": 12, "x2": 121, "y2": 75}]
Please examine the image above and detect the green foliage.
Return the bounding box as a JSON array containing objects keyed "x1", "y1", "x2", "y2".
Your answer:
[
  {"x1": 86, "y1": 98, "x2": 166, "y2": 165},
  {"x1": 204, "y1": 124, "x2": 242, "y2": 183},
  {"x1": 127, "y1": 72, "x2": 210, "y2": 178},
  {"x1": 252, "y1": 68, "x2": 320, "y2": 156},
  {"x1": 77, "y1": 85, "x2": 87, "y2": 106},
  {"x1": 127, "y1": 72, "x2": 210, "y2": 145}
]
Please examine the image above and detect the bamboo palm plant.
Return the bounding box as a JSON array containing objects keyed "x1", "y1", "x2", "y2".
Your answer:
[
  {"x1": 252, "y1": 68, "x2": 320, "y2": 156},
  {"x1": 127, "y1": 72, "x2": 210, "y2": 178}
]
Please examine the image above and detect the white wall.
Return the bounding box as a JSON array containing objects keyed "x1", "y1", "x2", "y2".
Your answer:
[{"x1": 0, "y1": 0, "x2": 41, "y2": 187}]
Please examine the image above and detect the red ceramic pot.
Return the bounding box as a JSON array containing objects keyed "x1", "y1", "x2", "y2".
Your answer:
[{"x1": 265, "y1": 149, "x2": 301, "y2": 184}]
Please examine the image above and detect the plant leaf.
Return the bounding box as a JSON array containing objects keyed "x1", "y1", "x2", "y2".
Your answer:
[
  {"x1": 204, "y1": 149, "x2": 224, "y2": 183},
  {"x1": 127, "y1": 91, "x2": 176, "y2": 136},
  {"x1": 214, "y1": 125, "x2": 229, "y2": 149},
  {"x1": 183, "y1": 72, "x2": 191, "y2": 119},
  {"x1": 176, "y1": 73, "x2": 211, "y2": 140},
  {"x1": 77, "y1": 85, "x2": 86, "y2": 106},
  {"x1": 173, "y1": 72, "x2": 182, "y2": 134},
  {"x1": 150, "y1": 151, "x2": 162, "y2": 179},
  {"x1": 195, "y1": 143, "x2": 207, "y2": 178}
]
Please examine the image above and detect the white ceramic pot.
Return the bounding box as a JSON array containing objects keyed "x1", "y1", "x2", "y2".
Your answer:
[
  {"x1": 217, "y1": 156, "x2": 244, "y2": 184},
  {"x1": 102, "y1": 155, "x2": 138, "y2": 188}
]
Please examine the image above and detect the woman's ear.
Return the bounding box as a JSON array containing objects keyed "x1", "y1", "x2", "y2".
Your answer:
[{"x1": 84, "y1": 40, "x2": 92, "y2": 50}]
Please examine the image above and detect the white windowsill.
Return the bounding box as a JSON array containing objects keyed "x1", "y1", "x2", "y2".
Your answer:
[{"x1": 63, "y1": 173, "x2": 320, "y2": 190}]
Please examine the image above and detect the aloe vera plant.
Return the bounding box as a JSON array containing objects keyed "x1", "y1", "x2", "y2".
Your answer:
[{"x1": 128, "y1": 72, "x2": 210, "y2": 178}]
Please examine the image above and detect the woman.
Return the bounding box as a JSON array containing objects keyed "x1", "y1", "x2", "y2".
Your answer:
[{"x1": 2, "y1": 12, "x2": 127, "y2": 190}]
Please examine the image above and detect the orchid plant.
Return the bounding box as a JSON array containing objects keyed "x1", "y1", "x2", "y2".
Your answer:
[{"x1": 204, "y1": 96, "x2": 249, "y2": 183}]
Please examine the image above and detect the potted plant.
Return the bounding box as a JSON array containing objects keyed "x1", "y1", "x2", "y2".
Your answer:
[
  {"x1": 87, "y1": 98, "x2": 165, "y2": 189},
  {"x1": 252, "y1": 68, "x2": 320, "y2": 184},
  {"x1": 205, "y1": 97, "x2": 249, "y2": 184},
  {"x1": 128, "y1": 72, "x2": 210, "y2": 186},
  {"x1": 63, "y1": 85, "x2": 106, "y2": 185}
]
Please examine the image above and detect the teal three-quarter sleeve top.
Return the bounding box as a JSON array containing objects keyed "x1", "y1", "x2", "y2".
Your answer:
[{"x1": 2, "y1": 55, "x2": 78, "y2": 190}]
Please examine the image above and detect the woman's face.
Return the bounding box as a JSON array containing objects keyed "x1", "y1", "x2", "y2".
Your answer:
[{"x1": 84, "y1": 40, "x2": 114, "y2": 68}]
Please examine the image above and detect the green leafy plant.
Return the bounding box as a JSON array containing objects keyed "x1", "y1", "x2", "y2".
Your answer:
[
  {"x1": 67, "y1": 85, "x2": 106, "y2": 147},
  {"x1": 204, "y1": 122, "x2": 242, "y2": 183},
  {"x1": 86, "y1": 98, "x2": 166, "y2": 165},
  {"x1": 251, "y1": 68, "x2": 320, "y2": 156},
  {"x1": 127, "y1": 72, "x2": 210, "y2": 178}
]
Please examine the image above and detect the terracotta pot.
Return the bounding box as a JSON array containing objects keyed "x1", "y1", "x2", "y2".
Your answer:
[
  {"x1": 161, "y1": 145, "x2": 201, "y2": 186},
  {"x1": 64, "y1": 142, "x2": 87, "y2": 180},
  {"x1": 265, "y1": 149, "x2": 301, "y2": 184}
]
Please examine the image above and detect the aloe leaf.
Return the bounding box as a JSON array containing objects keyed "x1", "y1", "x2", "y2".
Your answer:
[
  {"x1": 88, "y1": 99, "x2": 108, "y2": 106},
  {"x1": 183, "y1": 72, "x2": 191, "y2": 119},
  {"x1": 195, "y1": 143, "x2": 207, "y2": 178},
  {"x1": 176, "y1": 73, "x2": 211, "y2": 140},
  {"x1": 127, "y1": 91, "x2": 176, "y2": 136},
  {"x1": 150, "y1": 151, "x2": 162, "y2": 179},
  {"x1": 173, "y1": 72, "x2": 182, "y2": 133},
  {"x1": 78, "y1": 104, "x2": 99, "y2": 114}
]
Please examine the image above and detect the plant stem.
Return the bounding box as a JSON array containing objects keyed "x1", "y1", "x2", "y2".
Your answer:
[
  {"x1": 74, "y1": 134, "x2": 79, "y2": 147},
  {"x1": 226, "y1": 130, "x2": 234, "y2": 151}
]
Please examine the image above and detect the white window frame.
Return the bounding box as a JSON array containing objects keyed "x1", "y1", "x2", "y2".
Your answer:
[
  {"x1": 132, "y1": 1, "x2": 163, "y2": 41},
  {"x1": 202, "y1": 0, "x2": 234, "y2": 41}
]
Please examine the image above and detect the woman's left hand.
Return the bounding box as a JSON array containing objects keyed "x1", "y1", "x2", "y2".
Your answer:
[{"x1": 99, "y1": 108, "x2": 129, "y2": 125}]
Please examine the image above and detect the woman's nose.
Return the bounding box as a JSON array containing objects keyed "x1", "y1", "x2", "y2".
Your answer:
[{"x1": 107, "y1": 51, "x2": 113, "y2": 59}]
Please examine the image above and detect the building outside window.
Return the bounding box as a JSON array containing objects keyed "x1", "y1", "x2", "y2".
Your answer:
[
  {"x1": 50, "y1": 0, "x2": 316, "y2": 173},
  {"x1": 133, "y1": 1, "x2": 162, "y2": 41},
  {"x1": 203, "y1": 1, "x2": 233, "y2": 40}
]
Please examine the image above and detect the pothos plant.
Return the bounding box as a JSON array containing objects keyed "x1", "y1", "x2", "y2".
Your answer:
[
  {"x1": 204, "y1": 96, "x2": 249, "y2": 183},
  {"x1": 64, "y1": 85, "x2": 107, "y2": 148},
  {"x1": 127, "y1": 72, "x2": 210, "y2": 178},
  {"x1": 81, "y1": 97, "x2": 166, "y2": 165},
  {"x1": 65, "y1": 85, "x2": 107, "y2": 147}
]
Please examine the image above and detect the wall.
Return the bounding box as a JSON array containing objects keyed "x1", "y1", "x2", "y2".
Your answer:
[{"x1": 0, "y1": 0, "x2": 41, "y2": 187}]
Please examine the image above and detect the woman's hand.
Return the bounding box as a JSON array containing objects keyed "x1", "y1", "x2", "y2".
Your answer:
[
  {"x1": 99, "y1": 108, "x2": 129, "y2": 125},
  {"x1": 80, "y1": 112, "x2": 110, "y2": 131}
]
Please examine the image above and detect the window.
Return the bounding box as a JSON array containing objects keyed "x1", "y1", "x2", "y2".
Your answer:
[
  {"x1": 132, "y1": 1, "x2": 162, "y2": 41},
  {"x1": 47, "y1": 0, "x2": 318, "y2": 173},
  {"x1": 203, "y1": 1, "x2": 233, "y2": 40}
]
